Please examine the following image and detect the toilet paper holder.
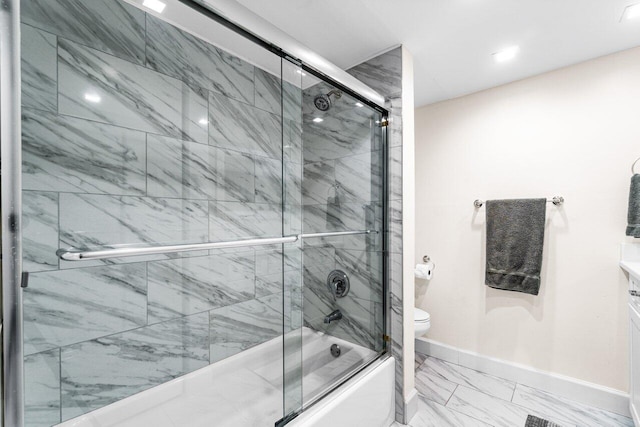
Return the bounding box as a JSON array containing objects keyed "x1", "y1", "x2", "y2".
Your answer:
[{"x1": 422, "y1": 255, "x2": 436, "y2": 270}]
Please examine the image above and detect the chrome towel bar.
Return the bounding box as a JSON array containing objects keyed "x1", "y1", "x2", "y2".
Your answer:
[
  {"x1": 57, "y1": 230, "x2": 378, "y2": 261},
  {"x1": 473, "y1": 196, "x2": 564, "y2": 209}
]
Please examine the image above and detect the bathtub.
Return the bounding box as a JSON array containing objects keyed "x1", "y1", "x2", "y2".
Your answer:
[{"x1": 57, "y1": 327, "x2": 394, "y2": 427}]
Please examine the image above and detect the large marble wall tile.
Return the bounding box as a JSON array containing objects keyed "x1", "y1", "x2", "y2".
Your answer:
[
  {"x1": 25, "y1": 349, "x2": 61, "y2": 427},
  {"x1": 346, "y1": 47, "x2": 402, "y2": 97},
  {"x1": 303, "y1": 202, "x2": 366, "y2": 234},
  {"x1": 302, "y1": 160, "x2": 335, "y2": 206},
  {"x1": 285, "y1": 161, "x2": 302, "y2": 207},
  {"x1": 58, "y1": 40, "x2": 207, "y2": 143},
  {"x1": 255, "y1": 157, "x2": 282, "y2": 205},
  {"x1": 21, "y1": 24, "x2": 57, "y2": 113},
  {"x1": 23, "y1": 191, "x2": 59, "y2": 273},
  {"x1": 302, "y1": 115, "x2": 374, "y2": 163},
  {"x1": 283, "y1": 81, "x2": 302, "y2": 123},
  {"x1": 335, "y1": 151, "x2": 382, "y2": 204},
  {"x1": 148, "y1": 252, "x2": 255, "y2": 323},
  {"x1": 60, "y1": 193, "x2": 209, "y2": 250},
  {"x1": 335, "y1": 249, "x2": 383, "y2": 303},
  {"x1": 389, "y1": 146, "x2": 403, "y2": 202},
  {"x1": 146, "y1": 135, "x2": 216, "y2": 200},
  {"x1": 209, "y1": 202, "x2": 281, "y2": 241},
  {"x1": 210, "y1": 293, "x2": 282, "y2": 363},
  {"x1": 24, "y1": 263, "x2": 147, "y2": 355},
  {"x1": 217, "y1": 150, "x2": 256, "y2": 203},
  {"x1": 255, "y1": 68, "x2": 281, "y2": 115},
  {"x1": 209, "y1": 92, "x2": 282, "y2": 159},
  {"x1": 145, "y1": 14, "x2": 254, "y2": 104},
  {"x1": 284, "y1": 119, "x2": 303, "y2": 164},
  {"x1": 23, "y1": 109, "x2": 146, "y2": 195},
  {"x1": 147, "y1": 136, "x2": 254, "y2": 202},
  {"x1": 22, "y1": 0, "x2": 146, "y2": 64},
  {"x1": 60, "y1": 313, "x2": 209, "y2": 421}
]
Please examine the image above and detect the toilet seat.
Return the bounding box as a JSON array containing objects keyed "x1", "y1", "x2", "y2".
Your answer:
[{"x1": 414, "y1": 308, "x2": 430, "y2": 323}]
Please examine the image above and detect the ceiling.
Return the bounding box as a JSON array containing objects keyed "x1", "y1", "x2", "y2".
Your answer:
[{"x1": 236, "y1": 0, "x2": 640, "y2": 107}]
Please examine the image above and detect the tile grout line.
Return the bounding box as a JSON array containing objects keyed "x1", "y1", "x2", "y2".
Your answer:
[{"x1": 444, "y1": 384, "x2": 458, "y2": 406}]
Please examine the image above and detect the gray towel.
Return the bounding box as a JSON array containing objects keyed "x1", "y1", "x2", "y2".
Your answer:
[
  {"x1": 485, "y1": 199, "x2": 546, "y2": 295},
  {"x1": 627, "y1": 174, "x2": 640, "y2": 238}
]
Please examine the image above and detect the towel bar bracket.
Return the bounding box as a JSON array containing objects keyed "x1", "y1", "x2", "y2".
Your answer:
[{"x1": 474, "y1": 196, "x2": 564, "y2": 209}]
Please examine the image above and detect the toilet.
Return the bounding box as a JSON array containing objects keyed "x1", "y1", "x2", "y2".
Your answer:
[{"x1": 414, "y1": 308, "x2": 431, "y2": 338}]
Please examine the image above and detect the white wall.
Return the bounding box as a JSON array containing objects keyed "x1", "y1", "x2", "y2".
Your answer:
[{"x1": 415, "y1": 46, "x2": 640, "y2": 392}]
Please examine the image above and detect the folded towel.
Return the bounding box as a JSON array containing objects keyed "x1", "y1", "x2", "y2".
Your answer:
[
  {"x1": 485, "y1": 199, "x2": 546, "y2": 295},
  {"x1": 627, "y1": 174, "x2": 640, "y2": 238}
]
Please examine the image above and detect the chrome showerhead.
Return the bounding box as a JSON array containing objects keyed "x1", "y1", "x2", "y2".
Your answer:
[{"x1": 313, "y1": 90, "x2": 342, "y2": 111}]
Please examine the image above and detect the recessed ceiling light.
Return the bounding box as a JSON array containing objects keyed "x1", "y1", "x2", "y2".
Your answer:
[
  {"x1": 313, "y1": 117, "x2": 323, "y2": 123},
  {"x1": 621, "y1": 3, "x2": 640, "y2": 21},
  {"x1": 198, "y1": 118, "x2": 209, "y2": 125},
  {"x1": 83, "y1": 92, "x2": 101, "y2": 103},
  {"x1": 355, "y1": 102, "x2": 364, "y2": 108},
  {"x1": 143, "y1": 0, "x2": 166, "y2": 13},
  {"x1": 493, "y1": 46, "x2": 519, "y2": 63}
]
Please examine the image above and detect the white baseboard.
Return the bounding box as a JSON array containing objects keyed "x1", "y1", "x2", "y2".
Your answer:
[
  {"x1": 404, "y1": 388, "x2": 419, "y2": 424},
  {"x1": 415, "y1": 337, "x2": 631, "y2": 418}
]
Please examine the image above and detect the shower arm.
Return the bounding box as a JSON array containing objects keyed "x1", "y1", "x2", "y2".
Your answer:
[{"x1": 57, "y1": 230, "x2": 379, "y2": 261}]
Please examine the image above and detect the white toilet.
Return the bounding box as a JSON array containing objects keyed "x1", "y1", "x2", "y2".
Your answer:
[{"x1": 414, "y1": 308, "x2": 431, "y2": 338}]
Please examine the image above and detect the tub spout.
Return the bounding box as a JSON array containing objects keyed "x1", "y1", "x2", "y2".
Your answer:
[{"x1": 324, "y1": 309, "x2": 342, "y2": 324}]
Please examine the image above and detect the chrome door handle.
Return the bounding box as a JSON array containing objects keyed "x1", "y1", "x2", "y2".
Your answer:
[{"x1": 630, "y1": 290, "x2": 640, "y2": 297}]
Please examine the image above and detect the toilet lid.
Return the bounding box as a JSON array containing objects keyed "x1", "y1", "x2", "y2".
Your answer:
[{"x1": 414, "y1": 308, "x2": 430, "y2": 323}]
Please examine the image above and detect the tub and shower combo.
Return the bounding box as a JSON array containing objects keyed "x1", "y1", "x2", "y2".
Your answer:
[{"x1": 1, "y1": 0, "x2": 394, "y2": 426}]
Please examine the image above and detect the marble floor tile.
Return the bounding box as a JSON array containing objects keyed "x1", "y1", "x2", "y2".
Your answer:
[
  {"x1": 60, "y1": 312, "x2": 209, "y2": 421},
  {"x1": 23, "y1": 109, "x2": 147, "y2": 195},
  {"x1": 512, "y1": 384, "x2": 633, "y2": 427},
  {"x1": 415, "y1": 352, "x2": 427, "y2": 369},
  {"x1": 22, "y1": 0, "x2": 146, "y2": 64},
  {"x1": 24, "y1": 263, "x2": 147, "y2": 355},
  {"x1": 21, "y1": 24, "x2": 57, "y2": 113},
  {"x1": 208, "y1": 92, "x2": 282, "y2": 159},
  {"x1": 409, "y1": 396, "x2": 493, "y2": 427},
  {"x1": 421, "y1": 356, "x2": 516, "y2": 401},
  {"x1": 145, "y1": 13, "x2": 255, "y2": 104},
  {"x1": 414, "y1": 364, "x2": 457, "y2": 405},
  {"x1": 446, "y1": 386, "x2": 530, "y2": 427},
  {"x1": 25, "y1": 349, "x2": 61, "y2": 427},
  {"x1": 58, "y1": 39, "x2": 207, "y2": 144},
  {"x1": 23, "y1": 191, "x2": 59, "y2": 273}
]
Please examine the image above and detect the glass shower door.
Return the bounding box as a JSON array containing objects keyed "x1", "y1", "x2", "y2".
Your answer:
[
  {"x1": 281, "y1": 73, "x2": 387, "y2": 416},
  {"x1": 20, "y1": 0, "x2": 303, "y2": 425}
]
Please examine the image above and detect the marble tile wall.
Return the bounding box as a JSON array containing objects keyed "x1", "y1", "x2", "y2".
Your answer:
[
  {"x1": 369, "y1": 51, "x2": 405, "y2": 423},
  {"x1": 346, "y1": 48, "x2": 407, "y2": 423},
  {"x1": 20, "y1": 0, "x2": 302, "y2": 425}
]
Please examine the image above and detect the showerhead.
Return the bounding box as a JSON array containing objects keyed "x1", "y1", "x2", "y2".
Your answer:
[{"x1": 313, "y1": 90, "x2": 342, "y2": 111}]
